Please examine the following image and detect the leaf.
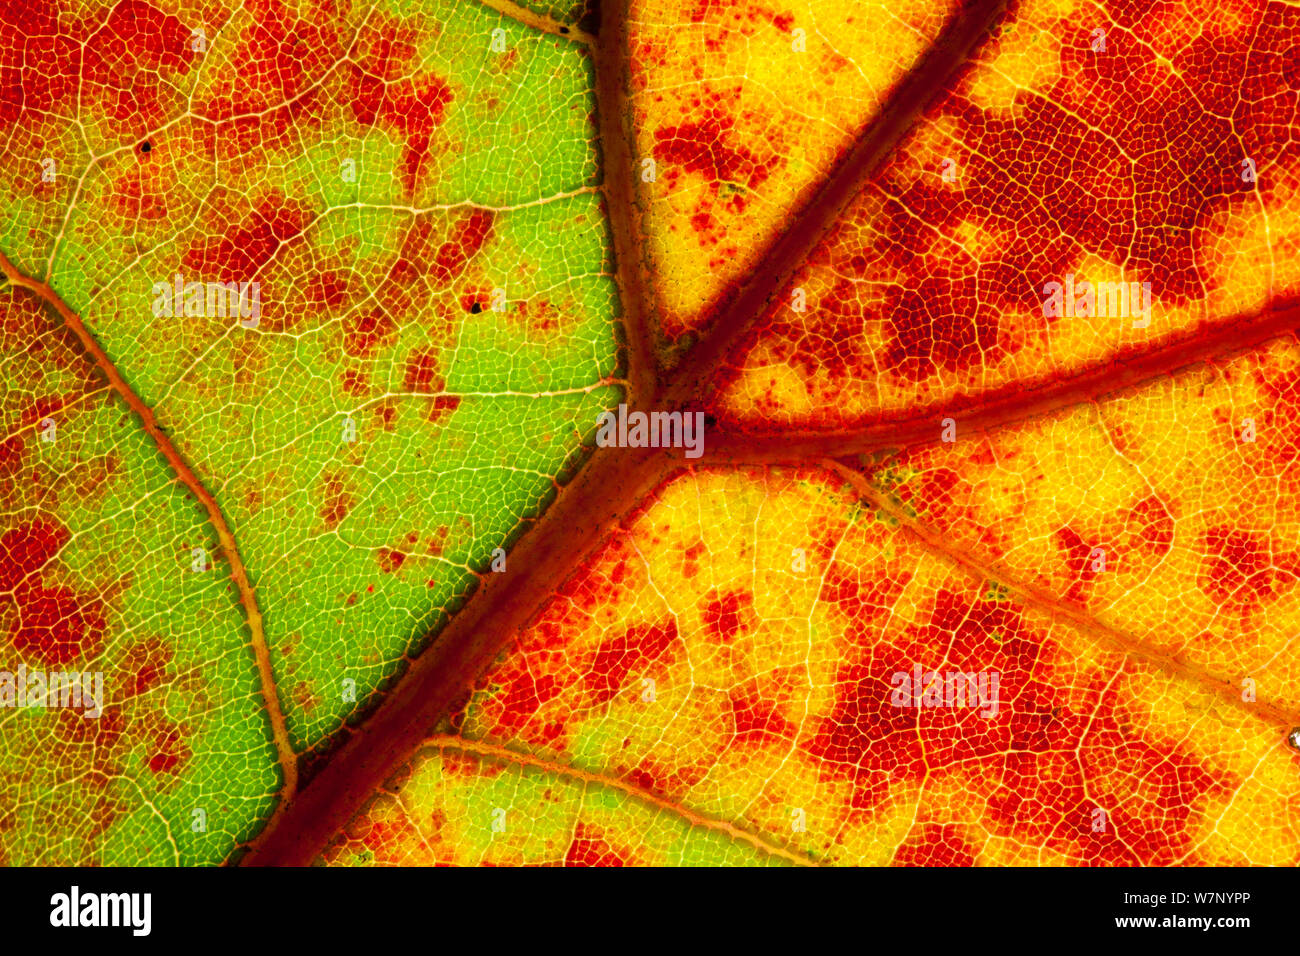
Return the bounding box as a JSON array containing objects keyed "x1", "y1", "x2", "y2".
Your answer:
[
  {"x1": 628, "y1": 0, "x2": 959, "y2": 340},
  {"x1": 325, "y1": 467, "x2": 1299, "y2": 865},
  {"x1": 0, "y1": 285, "x2": 280, "y2": 863},
  {"x1": 1, "y1": 0, "x2": 1297, "y2": 867}
]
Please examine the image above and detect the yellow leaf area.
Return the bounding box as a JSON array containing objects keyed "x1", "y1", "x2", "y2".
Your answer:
[
  {"x1": 630, "y1": 0, "x2": 958, "y2": 340},
  {"x1": 866, "y1": 334, "x2": 1300, "y2": 721},
  {"x1": 713, "y1": 0, "x2": 1300, "y2": 427},
  {"x1": 324, "y1": 459, "x2": 1300, "y2": 866}
]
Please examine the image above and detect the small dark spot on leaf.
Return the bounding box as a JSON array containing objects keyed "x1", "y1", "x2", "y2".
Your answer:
[
  {"x1": 469, "y1": 302, "x2": 481, "y2": 314},
  {"x1": 139, "y1": 141, "x2": 152, "y2": 153}
]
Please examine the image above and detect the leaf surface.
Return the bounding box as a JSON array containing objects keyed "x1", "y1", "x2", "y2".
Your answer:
[
  {"x1": 1, "y1": 0, "x2": 1297, "y2": 866},
  {"x1": 324, "y1": 462, "x2": 1299, "y2": 865},
  {"x1": 0, "y1": 284, "x2": 280, "y2": 863}
]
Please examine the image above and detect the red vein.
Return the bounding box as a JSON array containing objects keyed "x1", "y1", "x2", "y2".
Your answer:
[
  {"x1": 662, "y1": 0, "x2": 1011, "y2": 405},
  {"x1": 0, "y1": 253, "x2": 300, "y2": 808},
  {"x1": 706, "y1": 298, "x2": 1300, "y2": 464},
  {"x1": 242, "y1": 443, "x2": 679, "y2": 864},
  {"x1": 594, "y1": 0, "x2": 658, "y2": 403}
]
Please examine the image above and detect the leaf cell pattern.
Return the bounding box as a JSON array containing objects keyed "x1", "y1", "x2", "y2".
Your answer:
[{"x1": 1, "y1": 0, "x2": 1297, "y2": 866}]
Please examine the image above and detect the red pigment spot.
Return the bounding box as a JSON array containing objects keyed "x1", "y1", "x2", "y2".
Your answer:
[
  {"x1": 0, "y1": 437, "x2": 22, "y2": 496},
  {"x1": 385, "y1": 76, "x2": 453, "y2": 195},
  {"x1": 546, "y1": 537, "x2": 632, "y2": 613},
  {"x1": 701, "y1": 588, "x2": 754, "y2": 643},
  {"x1": 293, "y1": 679, "x2": 320, "y2": 715},
  {"x1": 109, "y1": 166, "x2": 169, "y2": 221},
  {"x1": 1125, "y1": 494, "x2": 1174, "y2": 557},
  {"x1": 1199, "y1": 526, "x2": 1299, "y2": 613},
  {"x1": 340, "y1": 367, "x2": 368, "y2": 397},
  {"x1": 430, "y1": 210, "x2": 495, "y2": 286},
  {"x1": 59, "y1": 699, "x2": 128, "y2": 750},
  {"x1": 0, "y1": 5, "x2": 79, "y2": 124},
  {"x1": 476, "y1": 609, "x2": 592, "y2": 745},
  {"x1": 377, "y1": 547, "x2": 406, "y2": 573},
  {"x1": 821, "y1": 563, "x2": 913, "y2": 643},
  {"x1": 690, "y1": 211, "x2": 716, "y2": 243},
  {"x1": 653, "y1": 115, "x2": 776, "y2": 193},
  {"x1": 75, "y1": 1, "x2": 193, "y2": 134},
  {"x1": 729, "y1": 682, "x2": 794, "y2": 745},
  {"x1": 1252, "y1": 358, "x2": 1300, "y2": 470},
  {"x1": 0, "y1": 519, "x2": 68, "y2": 591},
  {"x1": 345, "y1": 23, "x2": 453, "y2": 197},
  {"x1": 629, "y1": 753, "x2": 708, "y2": 796},
  {"x1": 488, "y1": 663, "x2": 564, "y2": 745},
  {"x1": 426, "y1": 395, "x2": 460, "y2": 426},
  {"x1": 459, "y1": 289, "x2": 489, "y2": 313},
  {"x1": 1053, "y1": 526, "x2": 1102, "y2": 604},
  {"x1": 122, "y1": 638, "x2": 173, "y2": 696},
  {"x1": 585, "y1": 620, "x2": 678, "y2": 705},
  {"x1": 359, "y1": 815, "x2": 419, "y2": 854},
  {"x1": 511, "y1": 298, "x2": 559, "y2": 336},
  {"x1": 896, "y1": 466, "x2": 961, "y2": 512},
  {"x1": 307, "y1": 269, "x2": 349, "y2": 310},
  {"x1": 425, "y1": 525, "x2": 450, "y2": 558},
  {"x1": 893, "y1": 823, "x2": 978, "y2": 867},
  {"x1": 343, "y1": 306, "x2": 396, "y2": 358},
  {"x1": 12, "y1": 582, "x2": 107, "y2": 666},
  {"x1": 182, "y1": 192, "x2": 309, "y2": 283},
  {"x1": 403, "y1": 347, "x2": 444, "y2": 394},
  {"x1": 879, "y1": 269, "x2": 999, "y2": 384},
  {"x1": 687, "y1": 0, "x2": 714, "y2": 22},
  {"x1": 687, "y1": 0, "x2": 763, "y2": 25},
  {"x1": 565, "y1": 823, "x2": 628, "y2": 867},
  {"x1": 146, "y1": 726, "x2": 190, "y2": 774},
  {"x1": 473, "y1": 604, "x2": 581, "y2": 718},
  {"x1": 681, "y1": 541, "x2": 706, "y2": 579},
  {"x1": 772, "y1": 12, "x2": 794, "y2": 32},
  {"x1": 28, "y1": 394, "x2": 90, "y2": 430},
  {"x1": 608, "y1": 555, "x2": 632, "y2": 587},
  {"x1": 318, "y1": 473, "x2": 353, "y2": 528},
  {"x1": 628, "y1": 765, "x2": 658, "y2": 792},
  {"x1": 804, "y1": 587, "x2": 1234, "y2": 864},
  {"x1": 214, "y1": 0, "x2": 343, "y2": 117},
  {"x1": 2, "y1": 291, "x2": 64, "y2": 354}
]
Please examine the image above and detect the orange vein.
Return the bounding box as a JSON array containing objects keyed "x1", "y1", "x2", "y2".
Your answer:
[
  {"x1": 424, "y1": 735, "x2": 819, "y2": 866},
  {"x1": 825, "y1": 459, "x2": 1300, "y2": 733},
  {"x1": 0, "y1": 252, "x2": 299, "y2": 806},
  {"x1": 708, "y1": 298, "x2": 1300, "y2": 464}
]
